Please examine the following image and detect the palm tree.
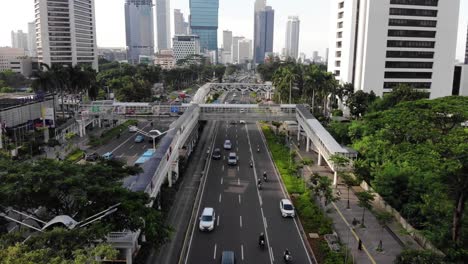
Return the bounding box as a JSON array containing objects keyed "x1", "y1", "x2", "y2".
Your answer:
[{"x1": 272, "y1": 66, "x2": 298, "y2": 104}]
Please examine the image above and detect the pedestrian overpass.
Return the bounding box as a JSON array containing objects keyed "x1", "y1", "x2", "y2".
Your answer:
[{"x1": 87, "y1": 82, "x2": 357, "y2": 263}]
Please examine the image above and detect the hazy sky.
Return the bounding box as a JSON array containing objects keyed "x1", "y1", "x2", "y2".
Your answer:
[{"x1": 0, "y1": 0, "x2": 467, "y2": 60}]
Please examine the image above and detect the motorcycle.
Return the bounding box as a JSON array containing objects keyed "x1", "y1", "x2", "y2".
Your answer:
[
  {"x1": 284, "y1": 253, "x2": 292, "y2": 262},
  {"x1": 249, "y1": 161, "x2": 253, "y2": 168},
  {"x1": 257, "y1": 182, "x2": 262, "y2": 190},
  {"x1": 259, "y1": 239, "x2": 265, "y2": 249},
  {"x1": 263, "y1": 172, "x2": 267, "y2": 182}
]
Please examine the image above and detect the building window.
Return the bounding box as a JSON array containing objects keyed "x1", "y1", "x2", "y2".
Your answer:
[
  {"x1": 389, "y1": 19, "x2": 437, "y2": 27},
  {"x1": 384, "y1": 71, "x2": 432, "y2": 79},
  {"x1": 390, "y1": 0, "x2": 438, "y2": 6},
  {"x1": 337, "y1": 22, "x2": 343, "y2": 28},
  {"x1": 337, "y1": 32, "x2": 343, "y2": 38},
  {"x1": 388, "y1": 29, "x2": 436, "y2": 38},
  {"x1": 336, "y1": 41, "x2": 342, "y2": 48},
  {"x1": 338, "y1": 2, "x2": 344, "y2": 9},
  {"x1": 387, "y1": 40, "x2": 435, "y2": 48},
  {"x1": 386, "y1": 50, "x2": 434, "y2": 58},
  {"x1": 336, "y1": 51, "x2": 342, "y2": 58},
  {"x1": 385, "y1": 61, "x2": 433, "y2": 68},
  {"x1": 334, "y1": 70, "x2": 340, "y2": 76},
  {"x1": 338, "y1": 12, "x2": 344, "y2": 19},
  {"x1": 335, "y1": 61, "x2": 341, "y2": 67},
  {"x1": 384, "y1": 82, "x2": 432, "y2": 89},
  {"x1": 390, "y1": 8, "x2": 438, "y2": 17}
]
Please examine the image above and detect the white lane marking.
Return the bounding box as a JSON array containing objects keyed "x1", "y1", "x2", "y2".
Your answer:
[
  {"x1": 221, "y1": 177, "x2": 224, "y2": 185},
  {"x1": 141, "y1": 144, "x2": 146, "y2": 149},
  {"x1": 241, "y1": 244, "x2": 244, "y2": 260},
  {"x1": 263, "y1": 216, "x2": 268, "y2": 229},
  {"x1": 219, "y1": 193, "x2": 222, "y2": 203},
  {"x1": 246, "y1": 122, "x2": 273, "y2": 264},
  {"x1": 217, "y1": 215, "x2": 220, "y2": 226},
  {"x1": 255, "y1": 122, "x2": 314, "y2": 264},
  {"x1": 111, "y1": 123, "x2": 150, "y2": 153},
  {"x1": 213, "y1": 244, "x2": 217, "y2": 260},
  {"x1": 237, "y1": 166, "x2": 239, "y2": 172},
  {"x1": 240, "y1": 216, "x2": 243, "y2": 228},
  {"x1": 238, "y1": 178, "x2": 240, "y2": 185},
  {"x1": 237, "y1": 147, "x2": 239, "y2": 152},
  {"x1": 184, "y1": 122, "x2": 219, "y2": 264},
  {"x1": 129, "y1": 145, "x2": 134, "y2": 149},
  {"x1": 238, "y1": 194, "x2": 241, "y2": 204},
  {"x1": 222, "y1": 165, "x2": 225, "y2": 171},
  {"x1": 223, "y1": 155, "x2": 226, "y2": 160},
  {"x1": 133, "y1": 153, "x2": 138, "y2": 157},
  {"x1": 118, "y1": 154, "x2": 125, "y2": 158},
  {"x1": 270, "y1": 246, "x2": 275, "y2": 261}
]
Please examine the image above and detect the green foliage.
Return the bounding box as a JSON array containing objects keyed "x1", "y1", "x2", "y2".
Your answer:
[
  {"x1": 262, "y1": 125, "x2": 305, "y2": 194},
  {"x1": 89, "y1": 120, "x2": 137, "y2": 147},
  {"x1": 345, "y1": 90, "x2": 377, "y2": 118},
  {"x1": 294, "y1": 191, "x2": 333, "y2": 235},
  {"x1": 0, "y1": 70, "x2": 29, "y2": 88},
  {"x1": 66, "y1": 148, "x2": 85, "y2": 162},
  {"x1": 394, "y1": 249, "x2": 446, "y2": 264},
  {"x1": 0, "y1": 86, "x2": 14, "y2": 93},
  {"x1": 349, "y1": 96, "x2": 468, "y2": 257},
  {"x1": 369, "y1": 84, "x2": 429, "y2": 113}
]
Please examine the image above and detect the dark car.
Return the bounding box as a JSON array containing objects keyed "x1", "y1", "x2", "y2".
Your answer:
[
  {"x1": 212, "y1": 148, "x2": 222, "y2": 160},
  {"x1": 221, "y1": 251, "x2": 235, "y2": 264},
  {"x1": 85, "y1": 152, "x2": 99, "y2": 161}
]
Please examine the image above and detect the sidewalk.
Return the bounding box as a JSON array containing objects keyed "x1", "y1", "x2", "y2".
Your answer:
[{"x1": 287, "y1": 135, "x2": 420, "y2": 264}]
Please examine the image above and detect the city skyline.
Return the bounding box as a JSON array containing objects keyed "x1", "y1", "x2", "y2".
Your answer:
[{"x1": 0, "y1": 0, "x2": 466, "y2": 60}]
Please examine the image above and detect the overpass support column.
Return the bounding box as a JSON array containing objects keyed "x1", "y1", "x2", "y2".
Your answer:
[
  {"x1": 78, "y1": 121, "x2": 86, "y2": 137},
  {"x1": 172, "y1": 160, "x2": 180, "y2": 184},
  {"x1": 297, "y1": 125, "x2": 301, "y2": 142},
  {"x1": 306, "y1": 137, "x2": 310, "y2": 152},
  {"x1": 318, "y1": 150, "x2": 323, "y2": 166},
  {"x1": 333, "y1": 171, "x2": 338, "y2": 186},
  {"x1": 167, "y1": 166, "x2": 173, "y2": 188}
]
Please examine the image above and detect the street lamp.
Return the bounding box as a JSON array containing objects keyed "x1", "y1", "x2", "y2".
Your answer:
[{"x1": 131, "y1": 126, "x2": 174, "y2": 150}]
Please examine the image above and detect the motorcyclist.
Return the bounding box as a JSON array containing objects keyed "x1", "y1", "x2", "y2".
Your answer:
[
  {"x1": 258, "y1": 232, "x2": 265, "y2": 246},
  {"x1": 284, "y1": 249, "x2": 291, "y2": 261},
  {"x1": 263, "y1": 171, "x2": 267, "y2": 181},
  {"x1": 257, "y1": 144, "x2": 260, "y2": 152},
  {"x1": 249, "y1": 160, "x2": 253, "y2": 168},
  {"x1": 257, "y1": 179, "x2": 262, "y2": 189}
]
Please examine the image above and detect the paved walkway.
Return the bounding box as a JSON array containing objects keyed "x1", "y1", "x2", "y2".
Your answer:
[{"x1": 286, "y1": 135, "x2": 421, "y2": 264}]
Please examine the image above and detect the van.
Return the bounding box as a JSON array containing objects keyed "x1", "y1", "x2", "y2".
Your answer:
[{"x1": 199, "y1": 207, "x2": 215, "y2": 231}]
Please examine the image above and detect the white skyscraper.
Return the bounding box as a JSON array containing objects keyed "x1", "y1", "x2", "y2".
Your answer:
[
  {"x1": 285, "y1": 16, "x2": 300, "y2": 60},
  {"x1": 238, "y1": 39, "x2": 252, "y2": 64},
  {"x1": 172, "y1": 35, "x2": 200, "y2": 63},
  {"x1": 35, "y1": 0, "x2": 98, "y2": 69},
  {"x1": 232, "y1": 36, "x2": 245, "y2": 64},
  {"x1": 156, "y1": 0, "x2": 171, "y2": 50},
  {"x1": 328, "y1": 0, "x2": 460, "y2": 98},
  {"x1": 11, "y1": 30, "x2": 28, "y2": 52},
  {"x1": 27, "y1": 22, "x2": 37, "y2": 57},
  {"x1": 222, "y1": 30, "x2": 233, "y2": 64}
]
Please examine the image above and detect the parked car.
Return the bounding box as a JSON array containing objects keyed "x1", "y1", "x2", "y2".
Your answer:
[
  {"x1": 84, "y1": 152, "x2": 98, "y2": 161},
  {"x1": 280, "y1": 199, "x2": 295, "y2": 218},
  {"x1": 102, "y1": 152, "x2": 114, "y2": 161},
  {"x1": 221, "y1": 251, "x2": 235, "y2": 264},
  {"x1": 224, "y1": 140, "x2": 232, "y2": 150},
  {"x1": 227, "y1": 152, "x2": 238, "y2": 166},
  {"x1": 134, "y1": 135, "x2": 145, "y2": 143},
  {"x1": 212, "y1": 148, "x2": 222, "y2": 160},
  {"x1": 199, "y1": 207, "x2": 216, "y2": 231},
  {"x1": 129, "y1": 125, "x2": 138, "y2": 132}
]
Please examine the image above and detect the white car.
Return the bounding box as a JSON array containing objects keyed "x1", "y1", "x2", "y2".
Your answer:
[
  {"x1": 227, "y1": 152, "x2": 238, "y2": 165},
  {"x1": 129, "y1": 125, "x2": 138, "y2": 132},
  {"x1": 199, "y1": 207, "x2": 216, "y2": 231},
  {"x1": 224, "y1": 140, "x2": 232, "y2": 150},
  {"x1": 239, "y1": 120, "x2": 246, "y2": 124},
  {"x1": 280, "y1": 199, "x2": 295, "y2": 218}
]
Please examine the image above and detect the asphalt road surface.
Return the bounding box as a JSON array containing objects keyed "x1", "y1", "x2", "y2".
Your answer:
[
  {"x1": 93, "y1": 119, "x2": 173, "y2": 165},
  {"x1": 185, "y1": 120, "x2": 314, "y2": 264}
]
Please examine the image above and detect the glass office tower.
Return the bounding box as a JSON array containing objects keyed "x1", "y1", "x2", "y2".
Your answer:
[{"x1": 189, "y1": 0, "x2": 219, "y2": 52}]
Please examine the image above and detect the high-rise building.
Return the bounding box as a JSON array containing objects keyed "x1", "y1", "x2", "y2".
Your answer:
[
  {"x1": 11, "y1": 30, "x2": 28, "y2": 52},
  {"x1": 223, "y1": 30, "x2": 233, "y2": 52},
  {"x1": 190, "y1": 0, "x2": 219, "y2": 52},
  {"x1": 155, "y1": 49, "x2": 175, "y2": 69},
  {"x1": 465, "y1": 25, "x2": 468, "y2": 64},
  {"x1": 125, "y1": 0, "x2": 155, "y2": 64},
  {"x1": 173, "y1": 35, "x2": 200, "y2": 63},
  {"x1": 35, "y1": 0, "x2": 98, "y2": 69},
  {"x1": 27, "y1": 22, "x2": 37, "y2": 57},
  {"x1": 285, "y1": 16, "x2": 300, "y2": 60},
  {"x1": 253, "y1": 4, "x2": 274, "y2": 64},
  {"x1": 328, "y1": 0, "x2": 460, "y2": 99},
  {"x1": 156, "y1": 0, "x2": 171, "y2": 50},
  {"x1": 238, "y1": 39, "x2": 253, "y2": 64},
  {"x1": 174, "y1": 9, "x2": 188, "y2": 35},
  {"x1": 232, "y1": 36, "x2": 245, "y2": 64}
]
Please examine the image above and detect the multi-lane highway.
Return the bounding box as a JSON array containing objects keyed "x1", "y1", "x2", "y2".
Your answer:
[{"x1": 185, "y1": 119, "x2": 314, "y2": 263}]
